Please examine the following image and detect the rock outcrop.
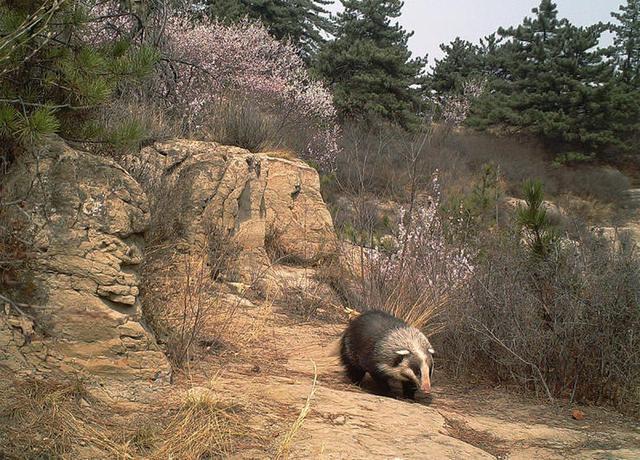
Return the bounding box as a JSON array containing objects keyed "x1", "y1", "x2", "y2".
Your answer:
[
  {"x1": 127, "y1": 139, "x2": 337, "y2": 277},
  {"x1": 502, "y1": 196, "x2": 567, "y2": 225},
  {"x1": 1, "y1": 138, "x2": 170, "y2": 401}
]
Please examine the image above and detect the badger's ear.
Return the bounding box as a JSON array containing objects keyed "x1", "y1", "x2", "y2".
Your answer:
[
  {"x1": 428, "y1": 348, "x2": 435, "y2": 355},
  {"x1": 395, "y1": 349, "x2": 411, "y2": 356}
]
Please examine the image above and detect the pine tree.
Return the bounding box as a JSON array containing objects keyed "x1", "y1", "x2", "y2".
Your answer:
[
  {"x1": 201, "y1": 0, "x2": 334, "y2": 59},
  {"x1": 314, "y1": 0, "x2": 425, "y2": 128},
  {"x1": 429, "y1": 38, "x2": 484, "y2": 94},
  {"x1": 466, "y1": 0, "x2": 634, "y2": 154},
  {"x1": 610, "y1": 0, "x2": 640, "y2": 84},
  {"x1": 0, "y1": 1, "x2": 159, "y2": 152},
  {"x1": 517, "y1": 180, "x2": 557, "y2": 259}
]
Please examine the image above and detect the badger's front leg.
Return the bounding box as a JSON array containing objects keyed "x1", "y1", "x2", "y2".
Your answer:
[
  {"x1": 370, "y1": 370, "x2": 392, "y2": 396},
  {"x1": 402, "y1": 381, "x2": 418, "y2": 400}
]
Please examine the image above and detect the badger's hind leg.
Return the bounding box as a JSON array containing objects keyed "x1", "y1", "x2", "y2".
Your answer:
[{"x1": 340, "y1": 339, "x2": 366, "y2": 385}]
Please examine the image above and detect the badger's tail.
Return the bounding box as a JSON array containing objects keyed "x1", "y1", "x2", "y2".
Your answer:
[
  {"x1": 326, "y1": 307, "x2": 361, "y2": 358},
  {"x1": 326, "y1": 337, "x2": 342, "y2": 357}
]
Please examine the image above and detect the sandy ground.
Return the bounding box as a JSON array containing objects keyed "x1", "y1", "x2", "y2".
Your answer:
[{"x1": 173, "y1": 283, "x2": 640, "y2": 460}]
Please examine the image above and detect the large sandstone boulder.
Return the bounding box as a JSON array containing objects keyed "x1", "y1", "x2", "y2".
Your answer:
[
  {"x1": 0, "y1": 138, "x2": 170, "y2": 401},
  {"x1": 126, "y1": 139, "x2": 337, "y2": 277}
]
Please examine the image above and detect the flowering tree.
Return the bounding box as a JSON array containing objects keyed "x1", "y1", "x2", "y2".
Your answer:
[
  {"x1": 161, "y1": 16, "x2": 340, "y2": 169},
  {"x1": 374, "y1": 171, "x2": 473, "y2": 291},
  {"x1": 83, "y1": 3, "x2": 340, "y2": 170},
  {"x1": 438, "y1": 77, "x2": 487, "y2": 126},
  {"x1": 365, "y1": 171, "x2": 474, "y2": 328}
]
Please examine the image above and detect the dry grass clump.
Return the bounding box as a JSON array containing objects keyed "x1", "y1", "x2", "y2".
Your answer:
[
  {"x1": 0, "y1": 376, "x2": 134, "y2": 460},
  {"x1": 266, "y1": 148, "x2": 298, "y2": 160},
  {"x1": 201, "y1": 97, "x2": 277, "y2": 153},
  {"x1": 276, "y1": 277, "x2": 342, "y2": 322},
  {"x1": 151, "y1": 387, "x2": 246, "y2": 460},
  {"x1": 0, "y1": 376, "x2": 254, "y2": 460},
  {"x1": 382, "y1": 286, "x2": 449, "y2": 333},
  {"x1": 265, "y1": 224, "x2": 289, "y2": 264}
]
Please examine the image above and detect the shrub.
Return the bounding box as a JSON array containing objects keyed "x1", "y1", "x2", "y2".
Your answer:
[
  {"x1": 141, "y1": 230, "x2": 241, "y2": 368},
  {"x1": 439, "y1": 229, "x2": 640, "y2": 414},
  {"x1": 201, "y1": 96, "x2": 277, "y2": 153}
]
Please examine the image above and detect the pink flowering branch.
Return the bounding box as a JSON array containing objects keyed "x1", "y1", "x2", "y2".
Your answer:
[{"x1": 82, "y1": 2, "x2": 341, "y2": 170}]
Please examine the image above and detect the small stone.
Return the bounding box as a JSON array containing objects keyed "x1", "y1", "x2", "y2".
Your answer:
[
  {"x1": 334, "y1": 415, "x2": 346, "y2": 425},
  {"x1": 572, "y1": 409, "x2": 586, "y2": 420}
]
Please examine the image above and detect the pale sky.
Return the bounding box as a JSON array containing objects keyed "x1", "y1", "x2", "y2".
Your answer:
[{"x1": 326, "y1": 0, "x2": 624, "y2": 65}]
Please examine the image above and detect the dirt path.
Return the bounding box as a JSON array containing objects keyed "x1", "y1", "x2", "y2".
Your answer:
[{"x1": 177, "y1": 283, "x2": 640, "y2": 460}]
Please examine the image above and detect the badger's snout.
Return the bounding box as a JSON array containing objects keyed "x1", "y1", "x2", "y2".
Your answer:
[{"x1": 421, "y1": 376, "x2": 431, "y2": 394}]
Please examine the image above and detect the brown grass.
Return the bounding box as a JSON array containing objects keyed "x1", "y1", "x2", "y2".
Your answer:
[
  {"x1": 0, "y1": 376, "x2": 134, "y2": 460},
  {"x1": 383, "y1": 285, "x2": 449, "y2": 333},
  {"x1": 151, "y1": 387, "x2": 246, "y2": 460},
  {"x1": 266, "y1": 148, "x2": 298, "y2": 160}
]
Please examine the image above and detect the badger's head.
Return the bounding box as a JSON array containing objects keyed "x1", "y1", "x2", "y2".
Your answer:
[
  {"x1": 394, "y1": 346, "x2": 434, "y2": 394},
  {"x1": 379, "y1": 327, "x2": 435, "y2": 394}
]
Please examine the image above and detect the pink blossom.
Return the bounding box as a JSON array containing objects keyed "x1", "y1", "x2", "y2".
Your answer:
[
  {"x1": 82, "y1": 3, "x2": 340, "y2": 170},
  {"x1": 161, "y1": 16, "x2": 339, "y2": 169},
  {"x1": 369, "y1": 171, "x2": 474, "y2": 296}
]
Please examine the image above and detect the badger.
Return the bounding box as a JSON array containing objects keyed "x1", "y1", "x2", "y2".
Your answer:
[{"x1": 339, "y1": 310, "x2": 435, "y2": 400}]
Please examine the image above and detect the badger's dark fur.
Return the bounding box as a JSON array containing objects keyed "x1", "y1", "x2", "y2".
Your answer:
[{"x1": 339, "y1": 310, "x2": 434, "y2": 400}]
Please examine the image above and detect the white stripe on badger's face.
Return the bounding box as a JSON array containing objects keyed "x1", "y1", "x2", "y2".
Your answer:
[{"x1": 377, "y1": 326, "x2": 434, "y2": 392}]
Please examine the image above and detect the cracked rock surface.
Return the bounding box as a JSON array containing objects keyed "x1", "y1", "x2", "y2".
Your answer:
[
  {"x1": 1, "y1": 138, "x2": 170, "y2": 401},
  {"x1": 129, "y1": 139, "x2": 337, "y2": 277}
]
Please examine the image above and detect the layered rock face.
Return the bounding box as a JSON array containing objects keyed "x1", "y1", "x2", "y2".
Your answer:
[
  {"x1": 128, "y1": 139, "x2": 336, "y2": 274},
  {"x1": 1, "y1": 139, "x2": 170, "y2": 400},
  {"x1": 1, "y1": 137, "x2": 336, "y2": 401}
]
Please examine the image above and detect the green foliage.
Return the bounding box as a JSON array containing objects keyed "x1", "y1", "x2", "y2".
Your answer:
[
  {"x1": 429, "y1": 38, "x2": 484, "y2": 94},
  {"x1": 552, "y1": 151, "x2": 595, "y2": 167},
  {"x1": 429, "y1": 0, "x2": 640, "y2": 157},
  {"x1": 0, "y1": 1, "x2": 160, "y2": 151},
  {"x1": 516, "y1": 179, "x2": 557, "y2": 258},
  {"x1": 314, "y1": 0, "x2": 425, "y2": 129},
  {"x1": 610, "y1": 0, "x2": 640, "y2": 84},
  {"x1": 108, "y1": 119, "x2": 147, "y2": 151},
  {"x1": 201, "y1": 0, "x2": 334, "y2": 59},
  {"x1": 0, "y1": 104, "x2": 18, "y2": 136},
  {"x1": 15, "y1": 106, "x2": 61, "y2": 145},
  {"x1": 468, "y1": 163, "x2": 501, "y2": 218}
]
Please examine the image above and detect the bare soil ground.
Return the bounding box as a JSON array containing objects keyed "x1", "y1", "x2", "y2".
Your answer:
[{"x1": 171, "y1": 277, "x2": 640, "y2": 460}]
